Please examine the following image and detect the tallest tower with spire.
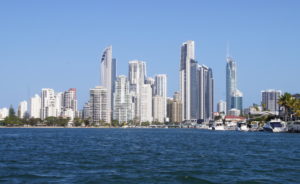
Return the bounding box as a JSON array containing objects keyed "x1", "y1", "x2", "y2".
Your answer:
[{"x1": 226, "y1": 46, "x2": 243, "y2": 114}]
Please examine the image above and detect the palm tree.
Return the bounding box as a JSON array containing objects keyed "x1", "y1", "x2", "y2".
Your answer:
[
  {"x1": 293, "y1": 99, "x2": 300, "y2": 120},
  {"x1": 278, "y1": 93, "x2": 293, "y2": 121}
]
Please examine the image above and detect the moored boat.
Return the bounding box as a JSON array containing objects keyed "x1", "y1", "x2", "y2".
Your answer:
[
  {"x1": 212, "y1": 121, "x2": 225, "y2": 131},
  {"x1": 263, "y1": 119, "x2": 287, "y2": 133},
  {"x1": 236, "y1": 121, "x2": 249, "y2": 131}
]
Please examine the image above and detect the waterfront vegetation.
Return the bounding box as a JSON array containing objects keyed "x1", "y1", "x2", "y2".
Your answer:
[
  {"x1": 278, "y1": 93, "x2": 300, "y2": 120},
  {"x1": 0, "y1": 107, "x2": 169, "y2": 127},
  {"x1": 1, "y1": 92, "x2": 300, "y2": 128}
]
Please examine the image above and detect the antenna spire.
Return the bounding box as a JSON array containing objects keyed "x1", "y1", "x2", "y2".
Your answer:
[{"x1": 226, "y1": 42, "x2": 230, "y2": 58}]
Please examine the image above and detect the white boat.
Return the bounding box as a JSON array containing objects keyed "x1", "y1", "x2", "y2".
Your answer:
[
  {"x1": 263, "y1": 119, "x2": 287, "y2": 133},
  {"x1": 212, "y1": 121, "x2": 225, "y2": 131},
  {"x1": 236, "y1": 122, "x2": 249, "y2": 131},
  {"x1": 288, "y1": 121, "x2": 300, "y2": 133}
]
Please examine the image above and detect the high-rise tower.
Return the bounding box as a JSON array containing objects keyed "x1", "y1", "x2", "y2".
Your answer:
[
  {"x1": 180, "y1": 40, "x2": 195, "y2": 121},
  {"x1": 226, "y1": 52, "x2": 243, "y2": 114},
  {"x1": 100, "y1": 46, "x2": 116, "y2": 122},
  {"x1": 154, "y1": 74, "x2": 167, "y2": 120},
  {"x1": 128, "y1": 60, "x2": 147, "y2": 122}
]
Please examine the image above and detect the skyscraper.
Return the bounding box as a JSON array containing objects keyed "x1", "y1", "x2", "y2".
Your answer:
[
  {"x1": 113, "y1": 75, "x2": 134, "y2": 123},
  {"x1": 261, "y1": 89, "x2": 282, "y2": 115},
  {"x1": 100, "y1": 46, "x2": 116, "y2": 120},
  {"x1": 154, "y1": 74, "x2": 167, "y2": 120},
  {"x1": 190, "y1": 62, "x2": 214, "y2": 121},
  {"x1": 128, "y1": 60, "x2": 147, "y2": 122},
  {"x1": 152, "y1": 95, "x2": 165, "y2": 123},
  {"x1": 41, "y1": 88, "x2": 56, "y2": 119},
  {"x1": 140, "y1": 84, "x2": 152, "y2": 122},
  {"x1": 180, "y1": 40, "x2": 195, "y2": 121},
  {"x1": 231, "y1": 90, "x2": 243, "y2": 113},
  {"x1": 63, "y1": 88, "x2": 78, "y2": 119},
  {"x1": 55, "y1": 92, "x2": 64, "y2": 117},
  {"x1": 226, "y1": 54, "x2": 243, "y2": 114},
  {"x1": 89, "y1": 86, "x2": 110, "y2": 124},
  {"x1": 30, "y1": 94, "x2": 41, "y2": 119}
]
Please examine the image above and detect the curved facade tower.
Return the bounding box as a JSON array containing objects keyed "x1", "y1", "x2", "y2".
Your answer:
[
  {"x1": 100, "y1": 46, "x2": 116, "y2": 122},
  {"x1": 226, "y1": 55, "x2": 243, "y2": 114},
  {"x1": 226, "y1": 56, "x2": 237, "y2": 113}
]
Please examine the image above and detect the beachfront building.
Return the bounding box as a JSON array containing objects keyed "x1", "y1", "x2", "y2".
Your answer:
[
  {"x1": 30, "y1": 94, "x2": 41, "y2": 119},
  {"x1": 128, "y1": 60, "x2": 147, "y2": 122},
  {"x1": 140, "y1": 84, "x2": 152, "y2": 122},
  {"x1": 154, "y1": 74, "x2": 167, "y2": 121},
  {"x1": 113, "y1": 75, "x2": 134, "y2": 123},
  {"x1": 89, "y1": 86, "x2": 110, "y2": 124},
  {"x1": 153, "y1": 95, "x2": 165, "y2": 123},
  {"x1": 100, "y1": 46, "x2": 116, "y2": 118},
  {"x1": 180, "y1": 40, "x2": 195, "y2": 121},
  {"x1": 82, "y1": 102, "x2": 90, "y2": 120},
  {"x1": 0, "y1": 108, "x2": 9, "y2": 120},
  {"x1": 41, "y1": 88, "x2": 56, "y2": 120},
  {"x1": 18, "y1": 100, "x2": 28, "y2": 119},
  {"x1": 261, "y1": 89, "x2": 282, "y2": 115},
  {"x1": 191, "y1": 63, "x2": 214, "y2": 121},
  {"x1": 167, "y1": 92, "x2": 183, "y2": 123},
  {"x1": 226, "y1": 54, "x2": 243, "y2": 114},
  {"x1": 62, "y1": 88, "x2": 78, "y2": 119}
]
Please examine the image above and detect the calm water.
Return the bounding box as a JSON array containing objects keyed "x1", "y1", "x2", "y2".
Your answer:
[{"x1": 0, "y1": 128, "x2": 299, "y2": 184}]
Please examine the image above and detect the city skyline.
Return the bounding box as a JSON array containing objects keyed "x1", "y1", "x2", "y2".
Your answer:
[{"x1": 1, "y1": 0, "x2": 300, "y2": 109}]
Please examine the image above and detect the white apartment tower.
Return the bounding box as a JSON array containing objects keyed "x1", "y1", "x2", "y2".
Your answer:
[
  {"x1": 18, "y1": 101, "x2": 28, "y2": 118},
  {"x1": 113, "y1": 75, "x2": 134, "y2": 123},
  {"x1": 55, "y1": 92, "x2": 64, "y2": 117},
  {"x1": 153, "y1": 95, "x2": 165, "y2": 123},
  {"x1": 41, "y1": 88, "x2": 56, "y2": 119},
  {"x1": 154, "y1": 74, "x2": 167, "y2": 121},
  {"x1": 89, "y1": 86, "x2": 110, "y2": 124},
  {"x1": 63, "y1": 88, "x2": 78, "y2": 119},
  {"x1": 140, "y1": 84, "x2": 152, "y2": 122},
  {"x1": 128, "y1": 60, "x2": 147, "y2": 122},
  {"x1": 0, "y1": 108, "x2": 9, "y2": 120},
  {"x1": 180, "y1": 40, "x2": 195, "y2": 121},
  {"x1": 30, "y1": 94, "x2": 41, "y2": 118}
]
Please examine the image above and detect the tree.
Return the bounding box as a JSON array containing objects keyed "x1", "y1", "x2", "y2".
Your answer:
[
  {"x1": 84, "y1": 118, "x2": 91, "y2": 127},
  {"x1": 45, "y1": 117, "x2": 58, "y2": 126},
  {"x1": 74, "y1": 118, "x2": 82, "y2": 127},
  {"x1": 9, "y1": 105, "x2": 16, "y2": 118},
  {"x1": 141, "y1": 121, "x2": 150, "y2": 126},
  {"x1": 278, "y1": 93, "x2": 294, "y2": 121},
  {"x1": 111, "y1": 120, "x2": 119, "y2": 127}
]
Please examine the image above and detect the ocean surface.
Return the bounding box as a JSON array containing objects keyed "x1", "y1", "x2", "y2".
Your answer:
[{"x1": 0, "y1": 128, "x2": 299, "y2": 184}]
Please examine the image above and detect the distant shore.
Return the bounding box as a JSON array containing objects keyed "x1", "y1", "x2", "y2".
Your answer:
[{"x1": 0, "y1": 126, "x2": 114, "y2": 128}]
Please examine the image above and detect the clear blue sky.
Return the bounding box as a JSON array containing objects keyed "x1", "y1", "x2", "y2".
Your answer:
[{"x1": 1, "y1": 0, "x2": 299, "y2": 110}]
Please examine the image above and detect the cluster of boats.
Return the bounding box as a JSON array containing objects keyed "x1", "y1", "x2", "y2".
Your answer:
[{"x1": 201, "y1": 119, "x2": 300, "y2": 133}]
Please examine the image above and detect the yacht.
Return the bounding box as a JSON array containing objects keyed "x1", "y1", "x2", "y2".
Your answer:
[
  {"x1": 263, "y1": 119, "x2": 287, "y2": 133},
  {"x1": 287, "y1": 121, "x2": 300, "y2": 133},
  {"x1": 212, "y1": 121, "x2": 225, "y2": 131},
  {"x1": 236, "y1": 122, "x2": 249, "y2": 131}
]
